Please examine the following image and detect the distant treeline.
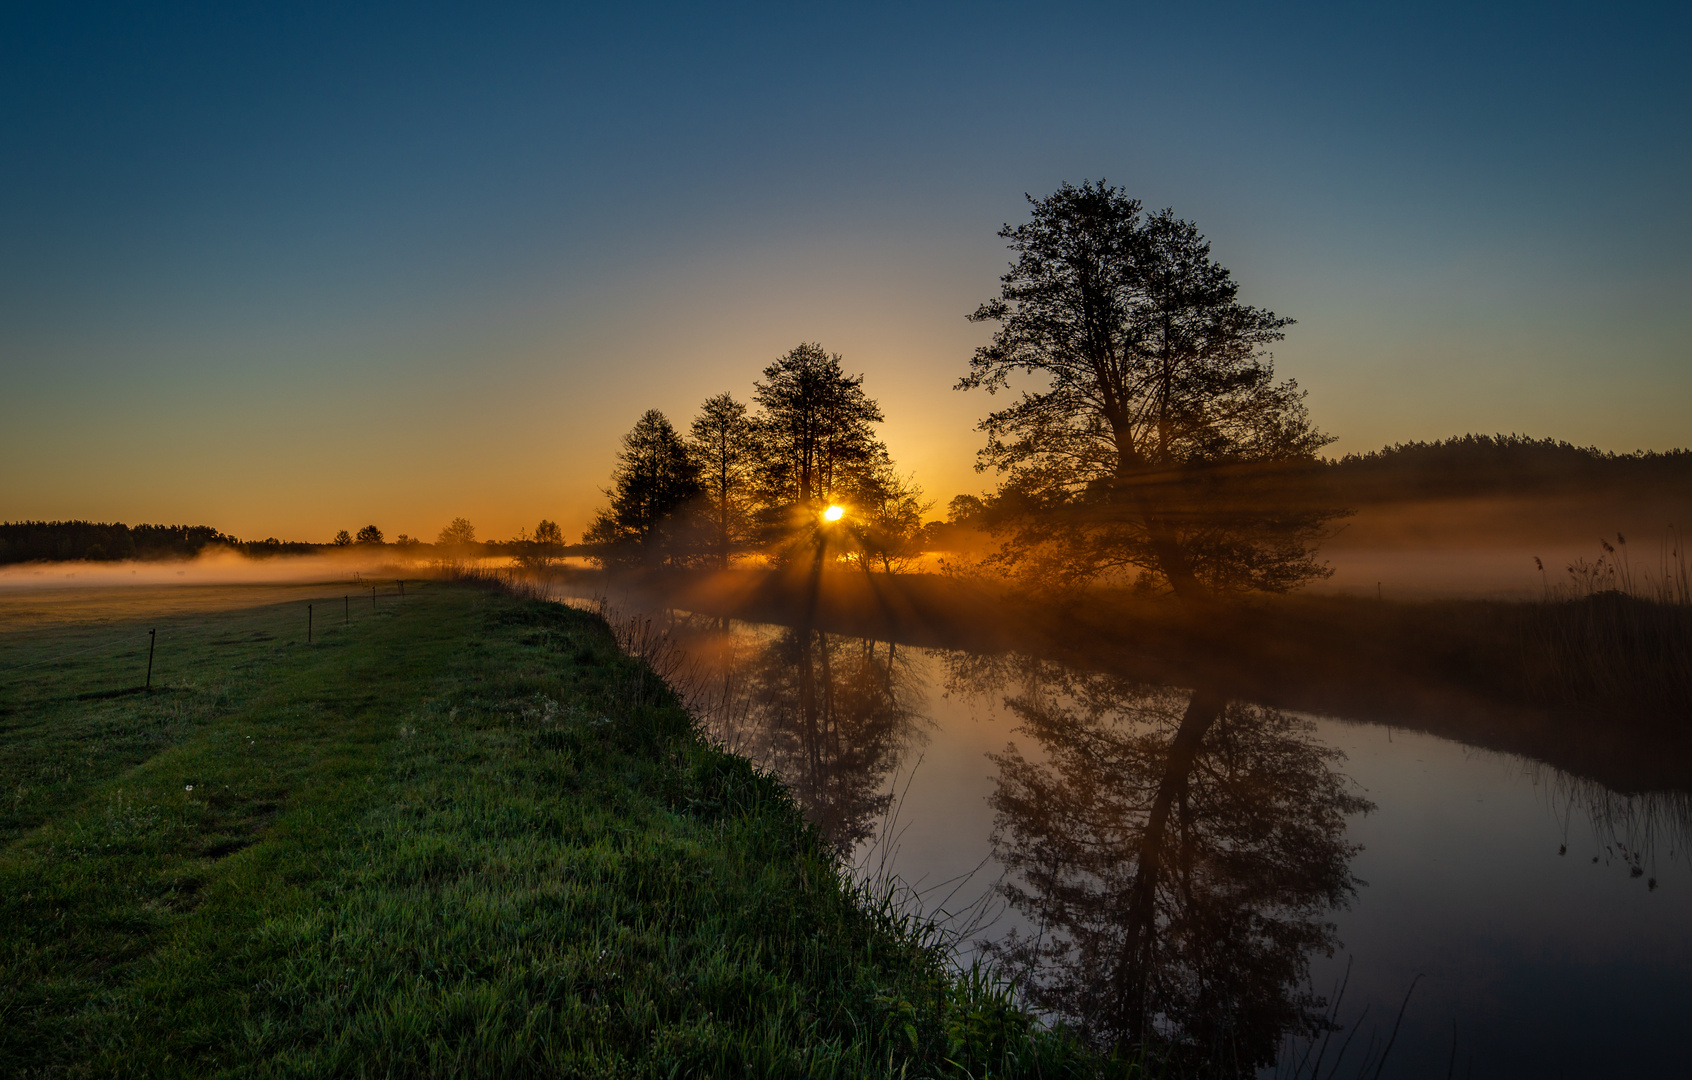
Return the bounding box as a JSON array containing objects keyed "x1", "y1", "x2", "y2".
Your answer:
[
  {"x1": 1324, "y1": 435, "x2": 1692, "y2": 502},
  {"x1": 0, "y1": 518, "x2": 583, "y2": 567},
  {"x1": 0, "y1": 521, "x2": 317, "y2": 565}
]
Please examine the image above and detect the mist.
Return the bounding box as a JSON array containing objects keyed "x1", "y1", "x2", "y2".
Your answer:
[{"x1": 0, "y1": 547, "x2": 432, "y2": 593}]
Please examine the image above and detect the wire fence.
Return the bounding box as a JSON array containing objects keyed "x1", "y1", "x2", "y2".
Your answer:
[{"x1": 0, "y1": 580, "x2": 420, "y2": 691}]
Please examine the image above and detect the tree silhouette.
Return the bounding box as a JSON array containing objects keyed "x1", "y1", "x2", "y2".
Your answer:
[
  {"x1": 436, "y1": 518, "x2": 476, "y2": 546},
  {"x1": 754, "y1": 343, "x2": 885, "y2": 511},
  {"x1": 355, "y1": 524, "x2": 384, "y2": 545},
  {"x1": 688, "y1": 392, "x2": 761, "y2": 568},
  {"x1": 515, "y1": 519, "x2": 565, "y2": 571},
  {"x1": 584, "y1": 409, "x2": 701, "y2": 566},
  {"x1": 960, "y1": 181, "x2": 1340, "y2": 599},
  {"x1": 434, "y1": 517, "x2": 477, "y2": 573},
  {"x1": 331, "y1": 530, "x2": 353, "y2": 547},
  {"x1": 533, "y1": 519, "x2": 563, "y2": 547},
  {"x1": 843, "y1": 449, "x2": 932, "y2": 573}
]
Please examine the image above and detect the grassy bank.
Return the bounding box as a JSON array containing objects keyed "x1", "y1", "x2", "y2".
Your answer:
[{"x1": 0, "y1": 581, "x2": 1113, "y2": 1077}]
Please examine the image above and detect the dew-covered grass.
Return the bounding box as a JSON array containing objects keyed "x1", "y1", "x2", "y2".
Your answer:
[{"x1": 0, "y1": 580, "x2": 1123, "y2": 1078}]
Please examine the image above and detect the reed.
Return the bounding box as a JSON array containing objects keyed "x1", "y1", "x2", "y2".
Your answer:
[{"x1": 1520, "y1": 530, "x2": 1692, "y2": 715}]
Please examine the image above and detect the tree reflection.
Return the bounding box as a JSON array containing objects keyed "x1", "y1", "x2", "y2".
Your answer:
[
  {"x1": 691, "y1": 622, "x2": 928, "y2": 856},
  {"x1": 956, "y1": 657, "x2": 1371, "y2": 1074}
]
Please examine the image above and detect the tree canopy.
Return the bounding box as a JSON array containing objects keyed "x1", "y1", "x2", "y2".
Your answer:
[
  {"x1": 689, "y1": 392, "x2": 761, "y2": 568},
  {"x1": 754, "y1": 343, "x2": 885, "y2": 508},
  {"x1": 960, "y1": 181, "x2": 1339, "y2": 598},
  {"x1": 584, "y1": 409, "x2": 701, "y2": 565},
  {"x1": 437, "y1": 518, "x2": 477, "y2": 547},
  {"x1": 584, "y1": 345, "x2": 905, "y2": 571}
]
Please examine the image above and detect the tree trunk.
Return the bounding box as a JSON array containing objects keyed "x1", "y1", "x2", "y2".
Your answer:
[
  {"x1": 1113, "y1": 427, "x2": 1210, "y2": 602},
  {"x1": 1110, "y1": 688, "x2": 1226, "y2": 1048}
]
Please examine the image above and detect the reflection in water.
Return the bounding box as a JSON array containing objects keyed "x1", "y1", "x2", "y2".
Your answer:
[
  {"x1": 1539, "y1": 770, "x2": 1692, "y2": 889},
  {"x1": 950, "y1": 656, "x2": 1372, "y2": 1074},
  {"x1": 678, "y1": 617, "x2": 928, "y2": 855},
  {"x1": 566, "y1": 583, "x2": 1691, "y2": 1076}
]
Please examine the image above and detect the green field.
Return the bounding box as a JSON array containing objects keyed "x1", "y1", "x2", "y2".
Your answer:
[{"x1": 0, "y1": 580, "x2": 1114, "y2": 1078}]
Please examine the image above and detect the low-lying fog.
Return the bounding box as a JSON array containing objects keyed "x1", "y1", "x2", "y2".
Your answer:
[
  {"x1": 0, "y1": 550, "x2": 442, "y2": 592},
  {"x1": 1308, "y1": 494, "x2": 1687, "y2": 599}
]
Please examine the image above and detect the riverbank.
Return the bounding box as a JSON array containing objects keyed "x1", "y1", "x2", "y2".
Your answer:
[{"x1": 0, "y1": 580, "x2": 1114, "y2": 1077}]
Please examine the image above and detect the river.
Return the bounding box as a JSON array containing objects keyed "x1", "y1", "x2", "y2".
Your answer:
[{"x1": 556, "y1": 585, "x2": 1691, "y2": 1078}]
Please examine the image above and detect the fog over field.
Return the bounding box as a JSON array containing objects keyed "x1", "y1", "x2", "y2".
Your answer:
[{"x1": 0, "y1": 549, "x2": 424, "y2": 593}]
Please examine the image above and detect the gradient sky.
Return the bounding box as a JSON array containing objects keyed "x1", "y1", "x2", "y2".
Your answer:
[{"x1": 3, "y1": 1, "x2": 1687, "y2": 543}]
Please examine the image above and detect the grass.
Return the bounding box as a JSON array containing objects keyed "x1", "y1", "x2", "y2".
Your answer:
[{"x1": 0, "y1": 579, "x2": 1122, "y2": 1078}]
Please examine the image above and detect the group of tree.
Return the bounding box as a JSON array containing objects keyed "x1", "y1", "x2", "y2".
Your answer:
[
  {"x1": 0, "y1": 517, "x2": 578, "y2": 567},
  {"x1": 1323, "y1": 434, "x2": 1692, "y2": 503},
  {"x1": 330, "y1": 525, "x2": 389, "y2": 547},
  {"x1": 586, "y1": 343, "x2": 929, "y2": 571},
  {"x1": 0, "y1": 521, "x2": 309, "y2": 564},
  {"x1": 586, "y1": 181, "x2": 1354, "y2": 599}
]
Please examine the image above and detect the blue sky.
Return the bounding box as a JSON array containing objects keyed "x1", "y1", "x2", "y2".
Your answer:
[{"x1": 3, "y1": 1, "x2": 1686, "y2": 540}]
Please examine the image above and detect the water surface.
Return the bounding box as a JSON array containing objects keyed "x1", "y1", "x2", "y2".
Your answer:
[{"x1": 582, "y1": 598, "x2": 1691, "y2": 1078}]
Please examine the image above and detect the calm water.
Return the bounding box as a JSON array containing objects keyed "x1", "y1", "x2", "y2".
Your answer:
[{"x1": 576, "y1": 597, "x2": 1692, "y2": 1078}]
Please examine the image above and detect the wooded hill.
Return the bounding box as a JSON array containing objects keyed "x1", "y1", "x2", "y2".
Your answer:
[{"x1": 1323, "y1": 434, "x2": 1692, "y2": 502}]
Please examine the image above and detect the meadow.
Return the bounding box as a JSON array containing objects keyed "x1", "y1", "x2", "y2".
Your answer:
[{"x1": 0, "y1": 579, "x2": 1116, "y2": 1078}]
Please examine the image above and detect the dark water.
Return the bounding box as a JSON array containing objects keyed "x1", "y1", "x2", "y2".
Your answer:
[{"x1": 570, "y1": 595, "x2": 1692, "y2": 1078}]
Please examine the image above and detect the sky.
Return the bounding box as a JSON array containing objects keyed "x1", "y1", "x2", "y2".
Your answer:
[{"x1": 2, "y1": 1, "x2": 1687, "y2": 543}]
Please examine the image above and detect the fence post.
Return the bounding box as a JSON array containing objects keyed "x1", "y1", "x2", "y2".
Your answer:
[{"x1": 146, "y1": 628, "x2": 156, "y2": 690}]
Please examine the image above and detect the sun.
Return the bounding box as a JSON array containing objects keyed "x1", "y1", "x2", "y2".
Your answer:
[{"x1": 823, "y1": 505, "x2": 845, "y2": 522}]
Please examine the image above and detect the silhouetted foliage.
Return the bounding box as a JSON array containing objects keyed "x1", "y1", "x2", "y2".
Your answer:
[
  {"x1": 355, "y1": 524, "x2": 384, "y2": 545},
  {"x1": 754, "y1": 343, "x2": 886, "y2": 510},
  {"x1": 0, "y1": 521, "x2": 237, "y2": 564},
  {"x1": 960, "y1": 181, "x2": 1341, "y2": 599},
  {"x1": 841, "y1": 450, "x2": 933, "y2": 573},
  {"x1": 1324, "y1": 433, "x2": 1692, "y2": 501},
  {"x1": 584, "y1": 409, "x2": 702, "y2": 566},
  {"x1": 239, "y1": 536, "x2": 320, "y2": 557},
  {"x1": 331, "y1": 530, "x2": 353, "y2": 547},
  {"x1": 588, "y1": 350, "x2": 905, "y2": 569},
  {"x1": 951, "y1": 657, "x2": 1369, "y2": 1072},
  {"x1": 511, "y1": 519, "x2": 567, "y2": 571},
  {"x1": 434, "y1": 518, "x2": 474, "y2": 547},
  {"x1": 432, "y1": 517, "x2": 479, "y2": 572},
  {"x1": 947, "y1": 494, "x2": 987, "y2": 525},
  {"x1": 688, "y1": 392, "x2": 761, "y2": 568}
]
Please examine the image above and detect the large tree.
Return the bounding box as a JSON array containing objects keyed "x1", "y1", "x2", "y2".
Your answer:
[
  {"x1": 754, "y1": 343, "x2": 885, "y2": 509},
  {"x1": 959, "y1": 181, "x2": 1340, "y2": 599},
  {"x1": 584, "y1": 409, "x2": 701, "y2": 565},
  {"x1": 688, "y1": 392, "x2": 761, "y2": 568}
]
